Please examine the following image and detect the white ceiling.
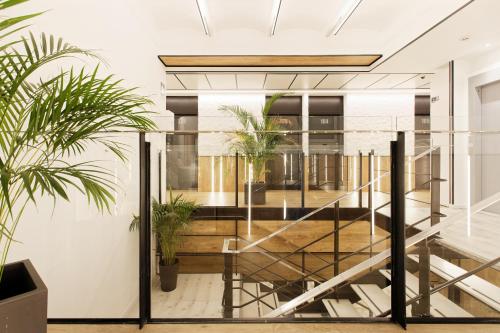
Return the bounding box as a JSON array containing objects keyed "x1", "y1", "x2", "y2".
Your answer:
[
  {"x1": 166, "y1": 72, "x2": 433, "y2": 91},
  {"x1": 152, "y1": 0, "x2": 471, "y2": 71},
  {"x1": 374, "y1": 0, "x2": 500, "y2": 73}
]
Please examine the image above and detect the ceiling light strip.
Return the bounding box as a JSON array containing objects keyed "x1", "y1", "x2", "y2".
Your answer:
[
  {"x1": 196, "y1": 0, "x2": 210, "y2": 36},
  {"x1": 270, "y1": 0, "x2": 283, "y2": 36},
  {"x1": 328, "y1": 0, "x2": 363, "y2": 37}
]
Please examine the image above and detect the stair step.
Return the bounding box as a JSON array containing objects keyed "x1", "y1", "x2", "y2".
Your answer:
[
  {"x1": 379, "y1": 269, "x2": 472, "y2": 317},
  {"x1": 409, "y1": 254, "x2": 500, "y2": 312},
  {"x1": 241, "y1": 283, "x2": 260, "y2": 318},
  {"x1": 294, "y1": 313, "x2": 325, "y2": 318},
  {"x1": 322, "y1": 299, "x2": 360, "y2": 317},
  {"x1": 256, "y1": 283, "x2": 279, "y2": 316},
  {"x1": 351, "y1": 284, "x2": 391, "y2": 316}
]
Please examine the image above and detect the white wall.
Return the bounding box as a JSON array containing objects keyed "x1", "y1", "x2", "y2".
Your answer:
[
  {"x1": 452, "y1": 46, "x2": 500, "y2": 206},
  {"x1": 9, "y1": 135, "x2": 140, "y2": 318},
  {"x1": 5, "y1": 0, "x2": 169, "y2": 318},
  {"x1": 344, "y1": 93, "x2": 415, "y2": 156}
]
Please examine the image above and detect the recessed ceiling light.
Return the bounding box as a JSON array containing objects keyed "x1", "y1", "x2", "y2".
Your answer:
[
  {"x1": 327, "y1": 0, "x2": 363, "y2": 37},
  {"x1": 485, "y1": 43, "x2": 492, "y2": 48},
  {"x1": 459, "y1": 36, "x2": 470, "y2": 41},
  {"x1": 196, "y1": 0, "x2": 210, "y2": 36},
  {"x1": 270, "y1": 0, "x2": 282, "y2": 36}
]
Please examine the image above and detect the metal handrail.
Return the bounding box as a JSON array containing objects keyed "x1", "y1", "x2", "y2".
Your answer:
[
  {"x1": 223, "y1": 146, "x2": 440, "y2": 313},
  {"x1": 226, "y1": 205, "x2": 394, "y2": 311},
  {"x1": 264, "y1": 192, "x2": 500, "y2": 317},
  {"x1": 377, "y1": 256, "x2": 500, "y2": 317},
  {"x1": 224, "y1": 145, "x2": 439, "y2": 255},
  {"x1": 225, "y1": 171, "x2": 390, "y2": 254}
]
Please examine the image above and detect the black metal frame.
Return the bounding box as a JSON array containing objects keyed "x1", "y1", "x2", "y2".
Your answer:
[
  {"x1": 139, "y1": 133, "x2": 151, "y2": 328},
  {"x1": 129, "y1": 132, "x2": 499, "y2": 327},
  {"x1": 390, "y1": 131, "x2": 406, "y2": 328}
]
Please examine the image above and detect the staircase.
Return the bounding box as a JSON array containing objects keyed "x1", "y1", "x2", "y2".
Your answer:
[{"x1": 221, "y1": 143, "x2": 500, "y2": 320}]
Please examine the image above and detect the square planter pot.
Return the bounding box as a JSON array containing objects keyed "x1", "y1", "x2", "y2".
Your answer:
[
  {"x1": 0, "y1": 259, "x2": 47, "y2": 333},
  {"x1": 244, "y1": 182, "x2": 267, "y2": 205}
]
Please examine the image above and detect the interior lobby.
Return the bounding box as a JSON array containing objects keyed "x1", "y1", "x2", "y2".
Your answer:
[{"x1": 1, "y1": 0, "x2": 500, "y2": 332}]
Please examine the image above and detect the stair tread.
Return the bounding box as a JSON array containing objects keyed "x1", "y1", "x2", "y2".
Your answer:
[
  {"x1": 351, "y1": 284, "x2": 391, "y2": 316},
  {"x1": 322, "y1": 299, "x2": 361, "y2": 317},
  {"x1": 379, "y1": 269, "x2": 472, "y2": 317},
  {"x1": 240, "y1": 283, "x2": 260, "y2": 318},
  {"x1": 408, "y1": 254, "x2": 500, "y2": 312}
]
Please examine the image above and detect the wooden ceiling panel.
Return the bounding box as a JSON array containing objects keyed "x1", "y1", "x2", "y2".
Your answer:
[{"x1": 159, "y1": 55, "x2": 381, "y2": 67}]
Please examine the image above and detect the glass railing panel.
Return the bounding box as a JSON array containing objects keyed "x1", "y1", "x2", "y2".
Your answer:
[
  {"x1": 405, "y1": 131, "x2": 500, "y2": 319},
  {"x1": 7, "y1": 132, "x2": 141, "y2": 318},
  {"x1": 150, "y1": 217, "x2": 238, "y2": 319}
]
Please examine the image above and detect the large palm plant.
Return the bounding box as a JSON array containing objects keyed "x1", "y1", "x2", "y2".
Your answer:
[
  {"x1": 0, "y1": 0, "x2": 156, "y2": 280},
  {"x1": 219, "y1": 93, "x2": 284, "y2": 181}
]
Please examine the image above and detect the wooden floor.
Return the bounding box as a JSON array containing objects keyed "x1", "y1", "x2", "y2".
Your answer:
[{"x1": 47, "y1": 323, "x2": 500, "y2": 333}]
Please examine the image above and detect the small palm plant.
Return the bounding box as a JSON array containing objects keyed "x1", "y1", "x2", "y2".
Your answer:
[
  {"x1": 0, "y1": 0, "x2": 156, "y2": 280},
  {"x1": 219, "y1": 94, "x2": 284, "y2": 204},
  {"x1": 152, "y1": 191, "x2": 199, "y2": 291}
]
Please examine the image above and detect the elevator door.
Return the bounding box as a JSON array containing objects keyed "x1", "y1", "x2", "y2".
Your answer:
[{"x1": 480, "y1": 80, "x2": 500, "y2": 213}]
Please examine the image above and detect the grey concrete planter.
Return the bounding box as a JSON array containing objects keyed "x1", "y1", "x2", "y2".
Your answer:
[{"x1": 0, "y1": 260, "x2": 47, "y2": 333}]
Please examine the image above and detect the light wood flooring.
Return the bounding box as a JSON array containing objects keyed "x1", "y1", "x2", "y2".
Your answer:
[
  {"x1": 47, "y1": 323, "x2": 500, "y2": 333},
  {"x1": 151, "y1": 274, "x2": 223, "y2": 318}
]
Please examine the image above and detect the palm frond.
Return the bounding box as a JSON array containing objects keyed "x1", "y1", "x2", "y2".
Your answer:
[{"x1": 221, "y1": 93, "x2": 285, "y2": 179}]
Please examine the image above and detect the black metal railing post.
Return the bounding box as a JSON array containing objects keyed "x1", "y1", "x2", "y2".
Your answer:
[
  {"x1": 139, "y1": 132, "x2": 151, "y2": 328},
  {"x1": 431, "y1": 147, "x2": 441, "y2": 226},
  {"x1": 223, "y1": 253, "x2": 234, "y2": 318},
  {"x1": 390, "y1": 131, "x2": 406, "y2": 329},
  {"x1": 301, "y1": 152, "x2": 305, "y2": 208},
  {"x1": 368, "y1": 149, "x2": 374, "y2": 217},
  {"x1": 358, "y1": 150, "x2": 363, "y2": 208},
  {"x1": 334, "y1": 201, "x2": 340, "y2": 277},
  {"x1": 235, "y1": 152, "x2": 239, "y2": 207}
]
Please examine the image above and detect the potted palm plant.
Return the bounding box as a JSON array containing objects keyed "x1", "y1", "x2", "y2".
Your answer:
[
  {"x1": 0, "y1": 1, "x2": 155, "y2": 331},
  {"x1": 153, "y1": 191, "x2": 199, "y2": 292},
  {"x1": 219, "y1": 94, "x2": 284, "y2": 205}
]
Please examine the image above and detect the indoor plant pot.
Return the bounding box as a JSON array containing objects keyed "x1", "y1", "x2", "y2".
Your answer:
[
  {"x1": 0, "y1": 260, "x2": 47, "y2": 333},
  {"x1": 244, "y1": 181, "x2": 267, "y2": 205},
  {"x1": 159, "y1": 258, "x2": 179, "y2": 292}
]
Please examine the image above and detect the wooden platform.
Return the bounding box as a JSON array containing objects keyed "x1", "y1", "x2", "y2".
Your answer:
[{"x1": 47, "y1": 323, "x2": 500, "y2": 333}]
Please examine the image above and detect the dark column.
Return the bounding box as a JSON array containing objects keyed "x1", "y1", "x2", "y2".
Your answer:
[
  {"x1": 334, "y1": 152, "x2": 342, "y2": 190},
  {"x1": 223, "y1": 253, "x2": 234, "y2": 318},
  {"x1": 390, "y1": 132, "x2": 406, "y2": 329},
  {"x1": 431, "y1": 147, "x2": 441, "y2": 226},
  {"x1": 235, "y1": 153, "x2": 239, "y2": 207},
  {"x1": 334, "y1": 201, "x2": 340, "y2": 277},
  {"x1": 358, "y1": 150, "x2": 363, "y2": 208},
  {"x1": 139, "y1": 133, "x2": 151, "y2": 328},
  {"x1": 301, "y1": 152, "x2": 305, "y2": 208}
]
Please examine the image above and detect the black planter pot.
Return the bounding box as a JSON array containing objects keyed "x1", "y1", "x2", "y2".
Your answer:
[
  {"x1": 0, "y1": 259, "x2": 47, "y2": 333},
  {"x1": 159, "y1": 258, "x2": 179, "y2": 292},
  {"x1": 244, "y1": 182, "x2": 267, "y2": 205}
]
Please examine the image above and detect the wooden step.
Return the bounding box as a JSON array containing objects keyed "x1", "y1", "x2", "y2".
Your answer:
[
  {"x1": 351, "y1": 284, "x2": 391, "y2": 316},
  {"x1": 379, "y1": 269, "x2": 472, "y2": 317},
  {"x1": 409, "y1": 254, "x2": 500, "y2": 312},
  {"x1": 322, "y1": 299, "x2": 361, "y2": 317}
]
